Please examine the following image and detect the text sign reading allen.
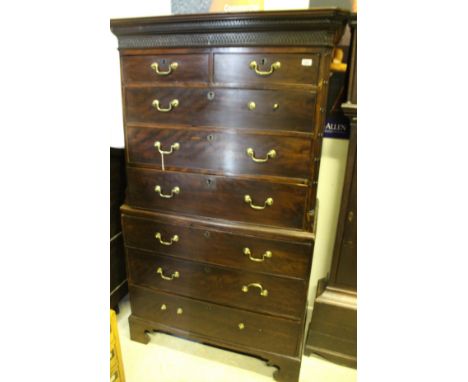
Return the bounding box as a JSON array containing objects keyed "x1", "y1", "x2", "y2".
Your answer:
[{"x1": 323, "y1": 116, "x2": 350, "y2": 139}]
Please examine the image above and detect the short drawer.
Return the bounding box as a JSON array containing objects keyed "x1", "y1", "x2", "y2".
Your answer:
[
  {"x1": 213, "y1": 52, "x2": 320, "y2": 85},
  {"x1": 126, "y1": 167, "x2": 310, "y2": 230},
  {"x1": 122, "y1": 214, "x2": 312, "y2": 279},
  {"x1": 127, "y1": 126, "x2": 314, "y2": 180},
  {"x1": 122, "y1": 54, "x2": 209, "y2": 83},
  {"x1": 130, "y1": 285, "x2": 302, "y2": 356},
  {"x1": 125, "y1": 87, "x2": 316, "y2": 132},
  {"x1": 127, "y1": 250, "x2": 307, "y2": 320}
]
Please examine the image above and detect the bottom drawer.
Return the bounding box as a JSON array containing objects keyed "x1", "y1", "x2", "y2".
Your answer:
[{"x1": 129, "y1": 285, "x2": 302, "y2": 356}]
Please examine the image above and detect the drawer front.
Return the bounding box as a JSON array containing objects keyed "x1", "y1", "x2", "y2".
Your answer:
[
  {"x1": 126, "y1": 167, "x2": 309, "y2": 229},
  {"x1": 127, "y1": 126, "x2": 314, "y2": 180},
  {"x1": 122, "y1": 54, "x2": 209, "y2": 83},
  {"x1": 122, "y1": 214, "x2": 312, "y2": 279},
  {"x1": 130, "y1": 285, "x2": 301, "y2": 356},
  {"x1": 128, "y1": 249, "x2": 307, "y2": 320},
  {"x1": 213, "y1": 53, "x2": 320, "y2": 85},
  {"x1": 125, "y1": 87, "x2": 316, "y2": 132}
]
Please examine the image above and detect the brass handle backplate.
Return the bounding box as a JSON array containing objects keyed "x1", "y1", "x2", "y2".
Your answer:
[
  {"x1": 154, "y1": 185, "x2": 180, "y2": 198},
  {"x1": 246, "y1": 148, "x2": 276, "y2": 163},
  {"x1": 151, "y1": 62, "x2": 178, "y2": 76},
  {"x1": 242, "y1": 283, "x2": 268, "y2": 297},
  {"x1": 156, "y1": 267, "x2": 180, "y2": 281},
  {"x1": 154, "y1": 141, "x2": 180, "y2": 155},
  {"x1": 152, "y1": 99, "x2": 179, "y2": 112},
  {"x1": 244, "y1": 195, "x2": 273, "y2": 210},
  {"x1": 155, "y1": 232, "x2": 179, "y2": 246},
  {"x1": 243, "y1": 247, "x2": 272, "y2": 262},
  {"x1": 249, "y1": 60, "x2": 281, "y2": 76}
]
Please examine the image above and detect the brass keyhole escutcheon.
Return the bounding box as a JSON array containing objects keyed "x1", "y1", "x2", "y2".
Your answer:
[
  {"x1": 238, "y1": 323, "x2": 245, "y2": 330},
  {"x1": 207, "y1": 91, "x2": 215, "y2": 100},
  {"x1": 204, "y1": 231, "x2": 210, "y2": 239},
  {"x1": 207, "y1": 134, "x2": 214, "y2": 142},
  {"x1": 248, "y1": 101, "x2": 256, "y2": 111}
]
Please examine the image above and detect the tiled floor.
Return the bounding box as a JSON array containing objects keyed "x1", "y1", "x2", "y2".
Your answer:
[{"x1": 116, "y1": 295, "x2": 357, "y2": 382}]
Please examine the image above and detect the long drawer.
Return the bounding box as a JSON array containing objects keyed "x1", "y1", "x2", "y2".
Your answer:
[
  {"x1": 125, "y1": 87, "x2": 316, "y2": 132},
  {"x1": 122, "y1": 214, "x2": 312, "y2": 279},
  {"x1": 129, "y1": 285, "x2": 302, "y2": 356},
  {"x1": 126, "y1": 167, "x2": 310, "y2": 229},
  {"x1": 127, "y1": 249, "x2": 307, "y2": 320},
  {"x1": 126, "y1": 125, "x2": 314, "y2": 180}
]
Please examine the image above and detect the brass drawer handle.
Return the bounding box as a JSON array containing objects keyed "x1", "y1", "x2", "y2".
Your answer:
[
  {"x1": 242, "y1": 283, "x2": 268, "y2": 297},
  {"x1": 152, "y1": 99, "x2": 179, "y2": 112},
  {"x1": 177, "y1": 308, "x2": 183, "y2": 315},
  {"x1": 243, "y1": 247, "x2": 272, "y2": 262},
  {"x1": 238, "y1": 323, "x2": 245, "y2": 330},
  {"x1": 150, "y1": 61, "x2": 178, "y2": 76},
  {"x1": 154, "y1": 141, "x2": 180, "y2": 155},
  {"x1": 156, "y1": 267, "x2": 180, "y2": 281},
  {"x1": 244, "y1": 195, "x2": 273, "y2": 210},
  {"x1": 246, "y1": 148, "x2": 276, "y2": 163},
  {"x1": 155, "y1": 232, "x2": 179, "y2": 246},
  {"x1": 154, "y1": 185, "x2": 180, "y2": 198},
  {"x1": 249, "y1": 60, "x2": 281, "y2": 76}
]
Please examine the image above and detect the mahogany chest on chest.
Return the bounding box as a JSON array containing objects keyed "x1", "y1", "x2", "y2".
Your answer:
[{"x1": 111, "y1": 9, "x2": 347, "y2": 381}]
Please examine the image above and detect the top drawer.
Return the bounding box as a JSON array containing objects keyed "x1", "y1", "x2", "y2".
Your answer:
[
  {"x1": 214, "y1": 53, "x2": 320, "y2": 86},
  {"x1": 122, "y1": 54, "x2": 209, "y2": 84}
]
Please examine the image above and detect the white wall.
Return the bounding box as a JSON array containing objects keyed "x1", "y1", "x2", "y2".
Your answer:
[{"x1": 308, "y1": 138, "x2": 349, "y2": 303}]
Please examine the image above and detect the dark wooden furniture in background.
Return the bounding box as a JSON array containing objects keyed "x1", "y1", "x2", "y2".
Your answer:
[
  {"x1": 110, "y1": 148, "x2": 128, "y2": 312},
  {"x1": 111, "y1": 10, "x2": 348, "y2": 382},
  {"x1": 304, "y1": 13, "x2": 357, "y2": 368}
]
